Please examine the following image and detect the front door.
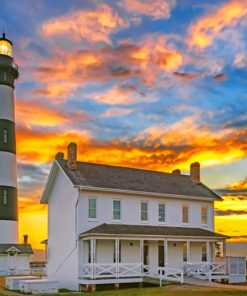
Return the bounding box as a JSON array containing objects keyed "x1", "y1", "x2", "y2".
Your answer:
[
  {"x1": 143, "y1": 244, "x2": 149, "y2": 265},
  {"x1": 158, "y1": 245, "x2": 165, "y2": 267}
]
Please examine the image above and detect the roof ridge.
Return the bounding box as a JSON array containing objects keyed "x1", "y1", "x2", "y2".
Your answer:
[{"x1": 61, "y1": 158, "x2": 189, "y2": 178}]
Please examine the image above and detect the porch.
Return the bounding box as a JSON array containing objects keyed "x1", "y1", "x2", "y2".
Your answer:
[{"x1": 78, "y1": 234, "x2": 228, "y2": 286}]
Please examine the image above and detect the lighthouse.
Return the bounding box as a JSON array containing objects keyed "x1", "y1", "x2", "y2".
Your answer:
[{"x1": 0, "y1": 33, "x2": 19, "y2": 244}]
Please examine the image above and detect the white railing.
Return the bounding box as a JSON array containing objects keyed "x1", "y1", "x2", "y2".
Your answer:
[
  {"x1": 81, "y1": 263, "x2": 183, "y2": 284},
  {"x1": 143, "y1": 265, "x2": 184, "y2": 285},
  {"x1": 186, "y1": 262, "x2": 226, "y2": 281},
  {"x1": 81, "y1": 263, "x2": 142, "y2": 279}
]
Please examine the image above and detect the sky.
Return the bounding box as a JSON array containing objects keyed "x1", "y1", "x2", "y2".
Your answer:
[{"x1": 0, "y1": 0, "x2": 247, "y2": 250}]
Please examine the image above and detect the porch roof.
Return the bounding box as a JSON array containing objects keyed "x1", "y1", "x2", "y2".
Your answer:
[
  {"x1": 0, "y1": 243, "x2": 33, "y2": 255},
  {"x1": 79, "y1": 223, "x2": 229, "y2": 239}
]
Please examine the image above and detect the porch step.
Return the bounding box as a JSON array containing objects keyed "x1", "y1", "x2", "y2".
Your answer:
[
  {"x1": 143, "y1": 277, "x2": 160, "y2": 285},
  {"x1": 184, "y1": 277, "x2": 226, "y2": 287}
]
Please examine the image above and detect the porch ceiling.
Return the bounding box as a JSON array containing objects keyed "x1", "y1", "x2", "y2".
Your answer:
[{"x1": 79, "y1": 223, "x2": 229, "y2": 240}]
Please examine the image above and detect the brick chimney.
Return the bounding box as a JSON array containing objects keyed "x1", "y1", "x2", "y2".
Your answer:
[
  {"x1": 190, "y1": 162, "x2": 200, "y2": 183},
  {"x1": 55, "y1": 152, "x2": 64, "y2": 160},
  {"x1": 172, "y1": 169, "x2": 181, "y2": 174},
  {"x1": 67, "y1": 142, "x2": 77, "y2": 170},
  {"x1": 23, "y1": 234, "x2": 28, "y2": 244}
]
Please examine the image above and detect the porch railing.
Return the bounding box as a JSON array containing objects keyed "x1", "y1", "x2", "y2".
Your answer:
[
  {"x1": 185, "y1": 262, "x2": 226, "y2": 281},
  {"x1": 81, "y1": 263, "x2": 142, "y2": 279},
  {"x1": 81, "y1": 263, "x2": 184, "y2": 285},
  {"x1": 143, "y1": 265, "x2": 184, "y2": 285}
]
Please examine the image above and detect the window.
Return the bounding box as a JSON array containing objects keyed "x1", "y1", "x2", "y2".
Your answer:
[
  {"x1": 3, "y1": 72, "x2": 7, "y2": 81},
  {"x1": 182, "y1": 204, "x2": 189, "y2": 224},
  {"x1": 88, "y1": 198, "x2": 97, "y2": 219},
  {"x1": 158, "y1": 203, "x2": 165, "y2": 222},
  {"x1": 202, "y1": 242, "x2": 207, "y2": 262},
  {"x1": 3, "y1": 129, "x2": 8, "y2": 144},
  {"x1": 201, "y1": 206, "x2": 208, "y2": 225},
  {"x1": 183, "y1": 242, "x2": 187, "y2": 262},
  {"x1": 141, "y1": 201, "x2": 148, "y2": 222},
  {"x1": 3, "y1": 189, "x2": 8, "y2": 205},
  {"x1": 113, "y1": 200, "x2": 121, "y2": 220}
]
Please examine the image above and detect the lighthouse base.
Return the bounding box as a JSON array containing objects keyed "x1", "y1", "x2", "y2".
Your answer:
[{"x1": 0, "y1": 220, "x2": 18, "y2": 243}]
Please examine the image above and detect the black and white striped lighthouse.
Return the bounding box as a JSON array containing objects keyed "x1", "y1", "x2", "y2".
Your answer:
[{"x1": 0, "y1": 33, "x2": 19, "y2": 243}]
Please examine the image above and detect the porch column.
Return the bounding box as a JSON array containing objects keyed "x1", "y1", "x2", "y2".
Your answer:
[
  {"x1": 90, "y1": 238, "x2": 95, "y2": 279},
  {"x1": 223, "y1": 241, "x2": 227, "y2": 273},
  {"x1": 164, "y1": 240, "x2": 168, "y2": 267},
  {"x1": 115, "y1": 239, "x2": 119, "y2": 278},
  {"x1": 206, "y1": 241, "x2": 210, "y2": 262},
  {"x1": 140, "y1": 240, "x2": 143, "y2": 273},
  {"x1": 187, "y1": 241, "x2": 190, "y2": 263}
]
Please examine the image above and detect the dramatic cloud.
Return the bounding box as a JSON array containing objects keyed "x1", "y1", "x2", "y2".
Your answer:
[
  {"x1": 16, "y1": 100, "x2": 89, "y2": 126},
  {"x1": 32, "y1": 35, "x2": 183, "y2": 101},
  {"x1": 42, "y1": 4, "x2": 127, "y2": 44},
  {"x1": 213, "y1": 73, "x2": 228, "y2": 82},
  {"x1": 119, "y1": 0, "x2": 176, "y2": 20},
  {"x1": 188, "y1": 0, "x2": 247, "y2": 49}
]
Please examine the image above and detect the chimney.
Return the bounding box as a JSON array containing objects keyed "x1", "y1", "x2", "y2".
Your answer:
[
  {"x1": 67, "y1": 142, "x2": 77, "y2": 170},
  {"x1": 55, "y1": 152, "x2": 64, "y2": 160},
  {"x1": 190, "y1": 162, "x2": 200, "y2": 183},
  {"x1": 172, "y1": 169, "x2": 181, "y2": 174},
  {"x1": 23, "y1": 234, "x2": 28, "y2": 244}
]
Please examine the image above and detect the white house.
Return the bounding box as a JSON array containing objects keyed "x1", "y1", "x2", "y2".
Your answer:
[{"x1": 41, "y1": 143, "x2": 245, "y2": 291}]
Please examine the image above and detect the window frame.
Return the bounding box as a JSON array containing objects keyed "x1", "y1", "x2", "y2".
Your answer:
[
  {"x1": 140, "y1": 201, "x2": 148, "y2": 223},
  {"x1": 158, "y1": 202, "x2": 166, "y2": 223},
  {"x1": 182, "y1": 204, "x2": 189, "y2": 224},
  {"x1": 201, "y1": 205, "x2": 208, "y2": 225},
  {"x1": 88, "y1": 197, "x2": 97, "y2": 221},
  {"x1": 113, "y1": 199, "x2": 121, "y2": 221}
]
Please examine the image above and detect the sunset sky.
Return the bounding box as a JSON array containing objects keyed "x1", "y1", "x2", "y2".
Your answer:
[{"x1": 1, "y1": 0, "x2": 247, "y2": 250}]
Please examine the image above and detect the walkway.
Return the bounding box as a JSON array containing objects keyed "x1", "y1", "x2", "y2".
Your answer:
[
  {"x1": 0, "y1": 286, "x2": 22, "y2": 296},
  {"x1": 184, "y1": 276, "x2": 247, "y2": 290}
]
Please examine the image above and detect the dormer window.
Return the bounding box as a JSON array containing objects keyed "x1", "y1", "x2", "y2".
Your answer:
[{"x1": 3, "y1": 129, "x2": 8, "y2": 144}]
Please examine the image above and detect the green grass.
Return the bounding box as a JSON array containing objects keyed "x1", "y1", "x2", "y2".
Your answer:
[{"x1": 18, "y1": 286, "x2": 247, "y2": 296}]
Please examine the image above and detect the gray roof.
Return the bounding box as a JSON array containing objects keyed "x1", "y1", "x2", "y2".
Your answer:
[
  {"x1": 0, "y1": 244, "x2": 33, "y2": 255},
  {"x1": 80, "y1": 223, "x2": 228, "y2": 239},
  {"x1": 57, "y1": 159, "x2": 221, "y2": 200}
]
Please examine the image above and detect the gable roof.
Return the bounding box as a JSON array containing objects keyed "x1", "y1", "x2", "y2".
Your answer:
[
  {"x1": 80, "y1": 223, "x2": 228, "y2": 239},
  {"x1": 0, "y1": 244, "x2": 33, "y2": 255},
  {"x1": 54, "y1": 159, "x2": 221, "y2": 201}
]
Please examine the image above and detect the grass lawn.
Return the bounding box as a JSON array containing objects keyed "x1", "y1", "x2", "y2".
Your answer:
[{"x1": 0, "y1": 277, "x2": 247, "y2": 296}]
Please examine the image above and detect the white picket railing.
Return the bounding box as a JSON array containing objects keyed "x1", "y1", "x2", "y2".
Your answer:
[
  {"x1": 143, "y1": 265, "x2": 184, "y2": 285},
  {"x1": 186, "y1": 262, "x2": 226, "y2": 281},
  {"x1": 81, "y1": 263, "x2": 184, "y2": 285},
  {"x1": 81, "y1": 263, "x2": 142, "y2": 279}
]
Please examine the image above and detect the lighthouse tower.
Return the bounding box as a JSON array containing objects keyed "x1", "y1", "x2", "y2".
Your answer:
[{"x1": 0, "y1": 33, "x2": 19, "y2": 244}]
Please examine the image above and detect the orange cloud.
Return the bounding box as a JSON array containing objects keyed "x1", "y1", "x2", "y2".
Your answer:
[
  {"x1": 42, "y1": 4, "x2": 126, "y2": 44},
  {"x1": 32, "y1": 35, "x2": 183, "y2": 101},
  {"x1": 16, "y1": 115, "x2": 247, "y2": 173},
  {"x1": 119, "y1": 0, "x2": 176, "y2": 20},
  {"x1": 227, "y1": 179, "x2": 247, "y2": 190},
  {"x1": 16, "y1": 100, "x2": 89, "y2": 127},
  {"x1": 16, "y1": 125, "x2": 91, "y2": 163},
  {"x1": 188, "y1": 0, "x2": 247, "y2": 49}
]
